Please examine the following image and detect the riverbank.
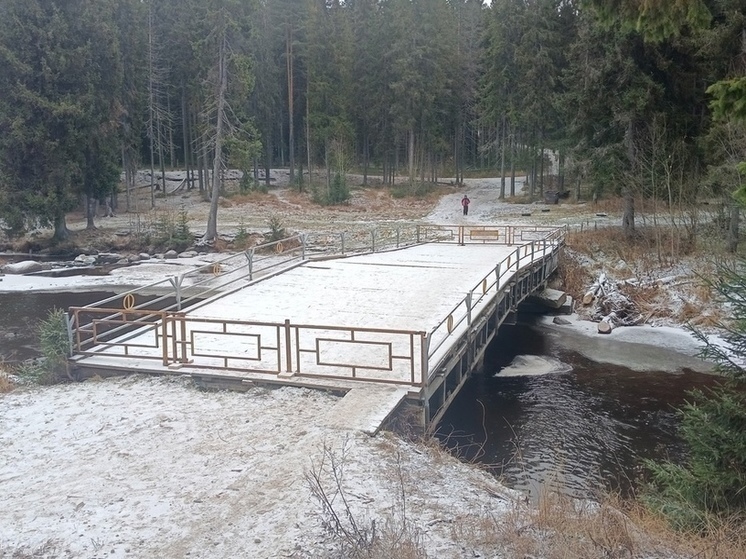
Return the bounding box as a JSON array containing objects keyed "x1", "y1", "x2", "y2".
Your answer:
[{"x1": 537, "y1": 314, "x2": 714, "y2": 374}]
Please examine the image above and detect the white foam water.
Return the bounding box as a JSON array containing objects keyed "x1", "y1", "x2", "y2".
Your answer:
[{"x1": 495, "y1": 354, "x2": 573, "y2": 377}]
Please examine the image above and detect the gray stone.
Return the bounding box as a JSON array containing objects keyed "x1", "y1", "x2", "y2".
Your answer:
[
  {"x1": 97, "y1": 253, "x2": 123, "y2": 265},
  {"x1": 164, "y1": 250, "x2": 178, "y2": 259},
  {"x1": 139, "y1": 253, "x2": 151, "y2": 260},
  {"x1": 558, "y1": 295, "x2": 574, "y2": 315},
  {"x1": 178, "y1": 250, "x2": 198, "y2": 259},
  {"x1": 2, "y1": 260, "x2": 43, "y2": 274},
  {"x1": 74, "y1": 254, "x2": 97, "y2": 266},
  {"x1": 552, "y1": 316, "x2": 572, "y2": 325},
  {"x1": 154, "y1": 253, "x2": 165, "y2": 260},
  {"x1": 127, "y1": 254, "x2": 140, "y2": 263}
]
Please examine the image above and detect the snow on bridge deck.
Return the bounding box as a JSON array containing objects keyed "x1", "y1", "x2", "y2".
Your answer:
[
  {"x1": 72, "y1": 234, "x2": 560, "y2": 433},
  {"x1": 190, "y1": 243, "x2": 514, "y2": 330}
]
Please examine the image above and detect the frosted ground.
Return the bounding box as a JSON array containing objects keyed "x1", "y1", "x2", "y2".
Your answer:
[{"x1": 0, "y1": 175, "x2": 714, "y2": 558}]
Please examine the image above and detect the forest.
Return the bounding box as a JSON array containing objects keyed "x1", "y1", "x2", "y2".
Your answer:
[{"x1": 1, "y1": 0, "x2": 745, "y2": 243}]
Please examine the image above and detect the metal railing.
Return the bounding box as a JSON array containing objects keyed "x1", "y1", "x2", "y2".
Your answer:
[
  {"x1": 69, "y1": 224, "x2": 565, "y2": 389},
  {"x1": 426, "y1": 235, "x2": 563, "y2": 366},
  {"x1": 69, "y1": 309, "x2": 428, "y2": 387}
]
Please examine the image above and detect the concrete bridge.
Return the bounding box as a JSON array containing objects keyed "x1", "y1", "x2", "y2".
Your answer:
[{"x1": 68, "y1": 224, "x2": 565, "y2": 433}]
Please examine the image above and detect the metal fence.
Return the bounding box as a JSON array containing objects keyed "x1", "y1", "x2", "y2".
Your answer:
[{"x1": 69, "y1": 224, "x2": 565, "y2": 388}]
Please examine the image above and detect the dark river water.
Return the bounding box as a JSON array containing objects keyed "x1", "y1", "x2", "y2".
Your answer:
[
  {"x1": 1, "y1": 291, "x2": 718, "y2": 499},
  {"x1": 0, "y1": 291, "x2": 117, "y2": 362},
  {"x1": 436, "y1": 321, "x2": 719, "y2": 499}
]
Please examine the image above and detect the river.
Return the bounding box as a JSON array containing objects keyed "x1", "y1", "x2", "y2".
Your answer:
[{"x1": 436, "y1": 321, "x2": 719, "y2": 498}]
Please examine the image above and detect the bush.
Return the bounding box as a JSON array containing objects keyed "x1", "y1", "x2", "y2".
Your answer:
[
  {"x1": 266, "y1": 215, "x2": 286, "y2": 242},
  {"x1": 152, "y1": 206, "x2": 192, "y2": 251},
  {"x1": 16, "y1": 308, "x2": 71, "y2": 385},
  {"x1": 311, "y1": 174, "x2": 351, "y2": 206},
  {"x1": 391, "y1": 181, "x2": 432, "y2": 199},
  {"x1": 234, "y1": 219, "x2": 251, "y2": 249},
  {"x1": 644, "y1": 386, "x2": 746, "y2": 530},
  {"x1": 644, "y1": 257, "x2": 746, "y2": 531}
]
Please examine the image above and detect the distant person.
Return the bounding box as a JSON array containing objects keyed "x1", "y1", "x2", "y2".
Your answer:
[{"x1": 461, "y1": 195, "x2": 470, "y2": 216}]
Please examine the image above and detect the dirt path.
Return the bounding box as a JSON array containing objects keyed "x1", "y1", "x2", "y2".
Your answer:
[{"x1": 58, "y1": 171, "x2": 598, "y2": 249}]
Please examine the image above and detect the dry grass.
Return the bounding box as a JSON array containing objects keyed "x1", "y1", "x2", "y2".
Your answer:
[
  {"x1": 555, "y1": 247, "x2": 593, "y2": 295},
  {"x1": 457, "y1": 490, "x2": 746, "y2": 559},
  {"x1": 563, "y1": 225, "x2": 733, "y2": 328},
  {"x1": 0, "y1": 363, "x2": 15, "y2": 393}
]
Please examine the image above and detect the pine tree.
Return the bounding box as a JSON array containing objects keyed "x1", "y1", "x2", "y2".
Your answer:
[{"x1": 0, "y1": 0, "x2": 123, "y2": 241}]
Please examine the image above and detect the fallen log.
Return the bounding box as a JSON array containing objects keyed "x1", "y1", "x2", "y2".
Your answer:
[
  {"x1": 583, "y1": 272, "x2": 607, "y2": 305},
  {"x1": 598, "y1": 312, "x2": 618, "y2": 334}
]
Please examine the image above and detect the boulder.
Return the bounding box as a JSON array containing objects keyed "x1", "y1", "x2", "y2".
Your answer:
[
  {"x1": 139, "y1": 253, "x2": 151, "y2": 260},
  {"x1": 74, "y1": 254, "x2": 97, "y2": 266},
  {"x1": 164, "y1": 250, "x2": 178, "y2": 259},
  {"x1": 2, "y1": 260, "x2": 43, "y2": 274},
  {"x1": 178, "y1": 250, "x2": 198, "y2": 259},
  {"x1": 97, "y1": 253, "x2": 124, "y2": 265}
]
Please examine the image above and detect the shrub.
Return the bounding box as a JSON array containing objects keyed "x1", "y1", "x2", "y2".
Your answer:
[
  {"x1": 644, "y1": 257, "x2": 746, "y2": 531},
  {"x1": 0, "y1": 367, "x2": 14, "y2": 393},
  {"x1": 152, "y1": 206, "x2": 192, "y2": 251},
  {"x1": 267, "y1": 215, "x2": 286, "y2": 243},
  {"x1": 16, "y1": 308, "x2": 71, "y2": 385}
]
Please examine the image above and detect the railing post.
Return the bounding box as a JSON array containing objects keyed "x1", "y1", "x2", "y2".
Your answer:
[
  {"x1": 466, "y1": 292, "x2": 472, "y2": 325},
  {"x1": 396, "y1": 228, "x2": 400, "y2": 248},
  {"x1": 246, "y1": 248, "x2": 255, "y2": 281},
  {"x1": 341, "y1": 232, "x2": 345, "y2": 255},
  {"x1": 162, "y1": 315, "x2": 169, "y2": 366},
  {"x1": 531, "y1": 241, "x2": 535, "y2": 262},
  {"x1": 168, "y1": 275, "x2": 184, "y2": 311},
  {"x1": 301, "y1": 233, "x2": 307, "y2": 260},
  {"x1": 179, "y1": 313, "x2": 187, "y2": 363},
  {"x1": 420, "y1": 332, "x2": 430, "y2": 387},
  {"x1": 416, "y1": 225, "x2": 421, "y2": 243},
  {"x1": 65, "y1": 313, "x2": 74, "y2": 357},
  {"x1": 284, "y1": 319, "x2": 292, "y2": 373},
  {"x1": 495, "y1": 262, "x2": 501, "y2": 288}
]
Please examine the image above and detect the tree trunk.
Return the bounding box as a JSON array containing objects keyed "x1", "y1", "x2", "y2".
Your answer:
[
  {"x1": 305, "y1": 77, "x2": 311, "y2": 193},
  {"x1": 203, "y1": 32, "x2": 228, "y2": 242},
  {"x1": 147, "y1": 4, "x2": 156, "y2": 210},
  {"x1": 181, "y1": 84, "x2": 191, "y2": 189},
  {"x1": 86, "y1": 195, "x2": 96, "y2": 230},
  {"x1": 363, "y1": 134, "x2": 369, "y2": 186},
  {"x1": 622, "y1": 186, "x2": 635, "y2": 238},
  {"x1": 122, "y1": 143, "x2": 131, "y2": 213},
  {"x1": 499, "y1": 115, "x2": 506, "y2": 199},
  {"x1": 53, "y1": 187, "x2": 69, "y2": 242},
  {"x1": 598, "y1": 313, "x2": 618, "y2": 334},
  {"x1": 727, "y1": 203, "x2": 740, "y2": 253},
  {"x1": 510, "y1": 131, "x2": 516, "y2": 196},
  {"x1": 286, "y1": 24, "x2": 295, "y2": 184},
  {"x1": 408, "y1": 128, "x2": 415, "y2": 185}
]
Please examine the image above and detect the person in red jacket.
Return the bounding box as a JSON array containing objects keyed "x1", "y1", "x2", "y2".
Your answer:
[{"x1": 461, "y1": 194, "x2": 470, "y2": 216}]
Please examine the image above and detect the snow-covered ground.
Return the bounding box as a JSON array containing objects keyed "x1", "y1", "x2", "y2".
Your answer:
[
  {"x1": 0, "y1": 376, "x2": 518, "y2": 558},
  {"x1": 0, "y1": 176, "x2": 720, "y2": 558}
]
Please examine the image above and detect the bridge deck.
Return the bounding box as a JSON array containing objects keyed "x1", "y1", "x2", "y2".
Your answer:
[
  {"x1": 190, "y1": 243, "x2": 514, "y2": 330},
  {"x1": 70, "y1": 227, "x2": 562, "y2": 432}
]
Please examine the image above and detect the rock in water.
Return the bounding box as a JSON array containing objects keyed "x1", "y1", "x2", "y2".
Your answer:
[{"x1": 2, "y1": 260, "x2": 43, "y2": 274}]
